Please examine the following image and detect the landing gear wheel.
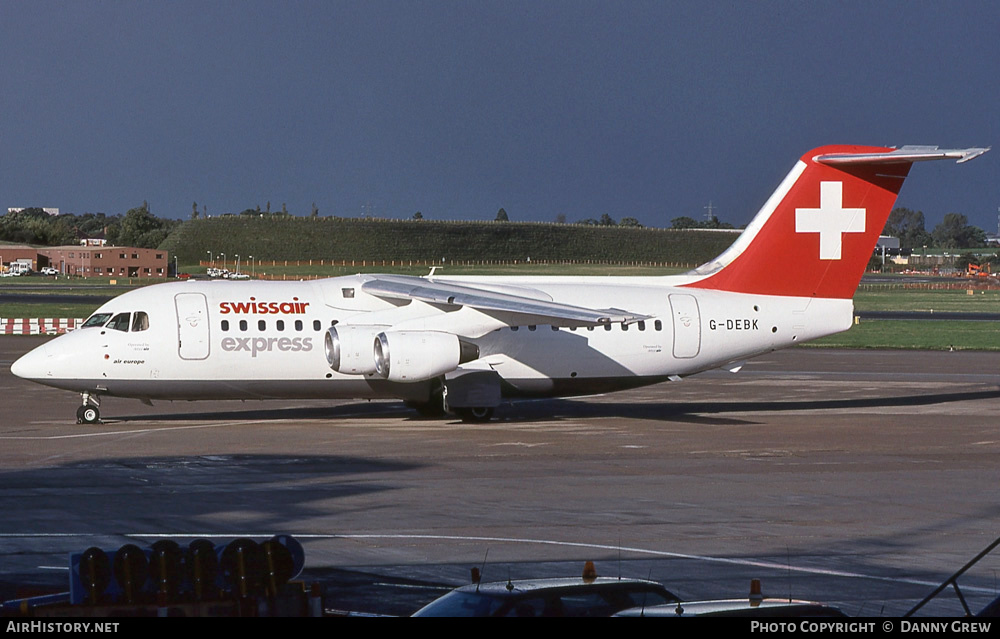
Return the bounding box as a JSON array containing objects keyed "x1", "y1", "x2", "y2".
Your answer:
[
  {"x1": 455, "y1": 407, "x2": 494, "y2": 423},
  {"x1": 77, "y1": 404, "x2": 100, "y2": 424},
  {"x1": 405, "y1": 378, "x2": 447, "y2": 419},
  {"x1": 406, "y1": 400, "x2": 448, "y2": 419}
]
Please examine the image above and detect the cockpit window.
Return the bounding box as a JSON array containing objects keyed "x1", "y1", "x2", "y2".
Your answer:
[
  {"x1": 82, "y1": 313, "x2": 113, "y2": 328},
  {"x1": 131, "y1": 312, "x2": 149, "y2": 332},
  {"x1": 107, "y1": 312, "x2": 131, "y2": 332}
]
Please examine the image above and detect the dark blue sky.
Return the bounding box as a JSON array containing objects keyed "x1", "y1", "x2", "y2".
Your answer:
[{"x1": 2, "y1": 1, "x2": 998, "y2": 233}]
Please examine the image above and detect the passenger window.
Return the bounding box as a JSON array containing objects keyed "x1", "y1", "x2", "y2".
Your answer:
[
  {"x1": 276, "y1": 320, "x2": 284, "y2": 331},
  {"x1": 622, "y1": 323, "x2": 628, "y2": 331},
  {"x1": 131, "y1": 312, "x2": 149, "y2": 332},
  {"x1": 295, "y1": 320, "x2": 303, "y2": 331},
  {"x1": 654, "y1": 320, "x2": 662, "y2": 331},
  {"x1": 107, "y1": 313, "x2": 131, "y2": 332},
  {"x1": 239, "y1": 320, "x2": 247, "y2": 331},
  {"x1": 258, "y1": 320, "x2": 266, "y2": 331},
  {"x1": 221, "y1": 320, "x2": 229, "y2": 332},
  {"x1": 637, "y1": 321, "x2": 646, "y2": 331},
  {"x1": 604, "y1": 324, "x2": 612, "y2": 331},
  {"x1": 313, "y1": 320, "x2": 321, "y2": 331},
  {"x1": 528, "y1": 325, "x2": 536, "y2": 331}
]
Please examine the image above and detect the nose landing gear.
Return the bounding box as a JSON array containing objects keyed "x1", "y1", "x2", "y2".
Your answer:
[{"x1": 77, "y1": 392, "x2": 101, "y2": 424}]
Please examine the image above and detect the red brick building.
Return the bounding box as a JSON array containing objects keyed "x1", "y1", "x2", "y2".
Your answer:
[
  {"x1": 0, "y1": 245, "x2": 42, "y2": 269},
  {"x1": 38, "y1": 246, "x2": 169, "y2": 278}
]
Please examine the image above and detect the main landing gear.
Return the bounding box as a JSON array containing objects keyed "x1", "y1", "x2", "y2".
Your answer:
[
  {"x1": 77, "y1": 392, "x2": 101, "y2": 424},
  {"x1": 402, "y1": 374, "x2": 501, "y2": 423},
  {"x1": 453, "y1": 406, "x2": 495, "y2": 423}
]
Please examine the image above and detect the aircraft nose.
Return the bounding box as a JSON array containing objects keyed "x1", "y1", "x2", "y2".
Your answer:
[{"x1": 10, "y1": 342, "x2": 50, "y2": 380}]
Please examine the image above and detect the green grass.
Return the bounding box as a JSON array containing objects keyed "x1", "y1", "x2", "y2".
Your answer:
[
  {"x1": 808, "y1": 320, "x2": 999, "y2": 351},
  {"x1": 0, "y1": 302, "x2": 97, "y2": 319},
  {"x1": 0, "y1": 276, "x2": 166, "y2": 288},
  {"x1": 853, "y1": 287, "x2": 1000, "y2": 313}
]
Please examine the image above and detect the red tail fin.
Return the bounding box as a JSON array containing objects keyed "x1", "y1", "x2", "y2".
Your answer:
[{"x1": 685, "y1": 145, "x2": 987, "y2": 299}]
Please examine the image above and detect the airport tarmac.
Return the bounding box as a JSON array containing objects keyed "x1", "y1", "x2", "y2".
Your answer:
[{"x1": 2, "y1": 336, "x2": 1000, "y2": 616}]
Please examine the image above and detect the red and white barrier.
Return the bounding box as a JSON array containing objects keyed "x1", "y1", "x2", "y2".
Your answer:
[{"x1": 0, "y1": 318, "x2": 84, "y2": 335}]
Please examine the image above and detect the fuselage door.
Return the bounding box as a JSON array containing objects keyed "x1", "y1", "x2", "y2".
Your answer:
[
  {"x1": 669, "y1": 293, "x2": 701, "y2": 359},
  {"x1": 175, "y1": 292, "x2": 210, "y2": 360}
]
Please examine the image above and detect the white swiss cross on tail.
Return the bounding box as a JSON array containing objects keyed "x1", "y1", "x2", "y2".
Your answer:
[{"x1": 794, "y1": 181, "x2": 866, "y2": 260}]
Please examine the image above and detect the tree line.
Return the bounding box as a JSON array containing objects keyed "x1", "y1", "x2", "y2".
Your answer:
[
  {"x1": 883, "y1": 208, "x2": 988, "y2": 249},
  {"x1": 0, "y1": 205, "x2": 181, "y2": 249}
]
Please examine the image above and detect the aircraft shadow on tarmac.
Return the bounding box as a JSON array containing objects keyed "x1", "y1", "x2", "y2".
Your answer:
[
  {"x1": 107, "y1": 387, "x2": 1000, "y2": 427},
  {"x1": 1, "y1": 453, "x2": 425, "y2": 532}
]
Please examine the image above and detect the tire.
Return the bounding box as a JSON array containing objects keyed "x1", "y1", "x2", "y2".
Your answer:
[
  {"x1": 77, "y1": 405, "x2": 100, "y2": 424},
  {"x1": 405, "y1": 379, "x2": 447, "y2": 419},
  {"x1": 406, "y1": 401, "x2": 448, "y2": 419},
  {"x1": 455, "y1": 407, "x2": 494, "y2": 423}
]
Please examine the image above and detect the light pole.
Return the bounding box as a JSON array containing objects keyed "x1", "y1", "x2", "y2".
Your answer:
[
  {"x1": 220, "y1": 253, "x2": 226, "y2": 272},
  {"x1": 236, "y1": 254, "x2": 240, "y2": 275},
  {"x1": 206, "y1": 250, "x2": 212, "y2": 267},
  {"x1": 249, "y1": 255, "x2": 254, "y2": 278}
]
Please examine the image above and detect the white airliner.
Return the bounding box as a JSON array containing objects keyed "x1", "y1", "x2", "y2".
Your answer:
[{"x1": 11, "y1": 145, "x2": 988, "y2": 424}]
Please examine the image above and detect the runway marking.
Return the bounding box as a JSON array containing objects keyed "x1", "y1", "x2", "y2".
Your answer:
[
  {"x1": 91, "y1": 531, "x2": 991, "y2": 595},
  {"x1": 483, "y1": 442, "x2": 549, "y2": 448},
  {"x1": 0, "y1": 421, "x2": 251, "y2": 440}
]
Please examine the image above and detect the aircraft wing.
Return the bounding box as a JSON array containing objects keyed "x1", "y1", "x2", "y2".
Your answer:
[{"x1": 360, "y1": 274, "x2": 649, "y2": 326}]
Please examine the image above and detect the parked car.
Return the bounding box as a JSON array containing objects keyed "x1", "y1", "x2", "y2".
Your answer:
[
  {"x1": 613, "y1": 598, "x2": 847, "y2": 617},
  {"x1": 412, "y1": 565, "x2": 679, "y2": 617}
]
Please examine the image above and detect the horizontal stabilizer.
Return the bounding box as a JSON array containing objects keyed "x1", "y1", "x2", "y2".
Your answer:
[{"x1": 815, "y1": 146, "x2": 989, "y2": 166}]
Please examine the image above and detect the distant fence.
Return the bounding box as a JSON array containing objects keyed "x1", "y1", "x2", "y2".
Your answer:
[
  {"x1": 1, "y1": 318, "x2": 83, "y2": 335},
  {"x1": 199, "y1": 259, "x2": 698, "y2": 268},
  {"x1": 858, "y1": 281, "x2": 1000, "y2": 291}
]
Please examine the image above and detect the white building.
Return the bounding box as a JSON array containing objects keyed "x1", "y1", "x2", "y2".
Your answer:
[{"x1": 7, "y1": 207, "x2": 60, "y2": 216}]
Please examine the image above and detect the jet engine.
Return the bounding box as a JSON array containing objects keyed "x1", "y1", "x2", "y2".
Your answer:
[
  {"x1": 373, "y1": 331, "x2": 479, "y2": 383},
  {"x1": 325, "y1": 325, "x2": 388, "y2": 375}
]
